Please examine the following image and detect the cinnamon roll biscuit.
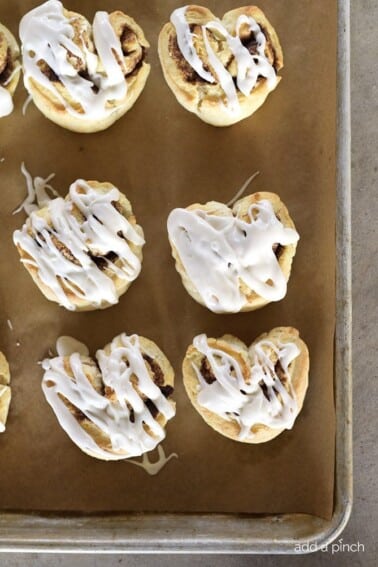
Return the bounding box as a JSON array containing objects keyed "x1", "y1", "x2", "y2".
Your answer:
[
  {"x1": 0, "y1": 351, "x2": 11, "y2": 433},
  {"x1": 42, "y1": 333, "x2": 175, "y2": 460},
  {"x1": 167, "y1": 192, "x2": 299, "y2": 314},
  {"x1": 0, "y1": 22, "x2": 21, "y2": 117},
  {"x1": 13, "y1": 179, "x2": 145, "y2": 311},
  {"x1": 183, "y1": 327, "x2": 309, "y2": 443},
  {"x1": 158, "y1": 5, "x2": 283, "y2": 126},
  {"x1": 19, "y1": 0, "x2": 150, "y2": 132}
]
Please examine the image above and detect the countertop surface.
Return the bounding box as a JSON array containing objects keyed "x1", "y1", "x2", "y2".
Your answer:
[{"x1": 1, "y1": 1, "x2": 377, "y2": 565}]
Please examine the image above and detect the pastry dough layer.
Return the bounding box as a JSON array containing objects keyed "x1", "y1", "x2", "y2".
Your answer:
[{"x1": 0, "y1": 351, "x2": 11, "y2": 432}]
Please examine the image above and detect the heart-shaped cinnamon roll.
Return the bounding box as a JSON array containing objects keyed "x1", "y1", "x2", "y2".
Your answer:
[
  {"x1": 42, "y1": 334, "x2": 175, "y2": 460},
  {"x1": 19, "y1": 0, "x2": 150, "y2": 132},
  {"x1": 183, "y1": 327, "x2": 309, "y2": 443},
  {"x1": 13, "y1": 178, "x2": 145, "y2": 311},
  {"x1": 158, "y1": 5, "x2": 283, "y2": 126},
  {"x1": 167, "y1": 192, "x2": 299, "y2": 313},
  {"x1": 0, "y1": 22, "x2": 21, "y2": 117}
]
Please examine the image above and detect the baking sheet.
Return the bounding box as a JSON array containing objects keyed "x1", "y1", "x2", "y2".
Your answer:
[{"x1": 0, "y1": 0, "x2": 337, "y2": 519}]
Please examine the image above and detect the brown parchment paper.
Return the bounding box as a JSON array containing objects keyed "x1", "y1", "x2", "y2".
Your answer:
[{"x1": 0, "y1": 0, "x2": 337, "y2": 519}]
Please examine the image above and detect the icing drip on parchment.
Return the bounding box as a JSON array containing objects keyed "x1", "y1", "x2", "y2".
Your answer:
[
  {"x1": 42, "y1": 333, "x2": 176, "y2": 460},
  {"x1": 19, "y1": 0, "x2": 128, "y2": 119},
  {"x1": 127, "y1": 445, "x2": 178, "y2": 475},
  {"x1": 193, "y1": 334, "x2": 300, "y2": 439},
  {"x1": 167, "y1": 199, "x2": 299, "y2": 313},
  {"x1": 22, "y1": 94, "x2": 33, "y2": 116},
  {"x1": 227, "y1": 172, "x2": 260, "y2": 207},
  {"x1": 13, "y1": 162, "x2": 58, "y2": 215},
  {"x1": 13, "y1": 167, "x2": 145, "y2": 310},
  {"x1": 171, "y1": 6, "x2": 276, "y2": 114}
]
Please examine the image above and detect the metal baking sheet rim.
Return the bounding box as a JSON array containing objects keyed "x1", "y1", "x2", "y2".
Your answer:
[{"x1": 0, "y1": 0, "x2": 352, "y2": 554}]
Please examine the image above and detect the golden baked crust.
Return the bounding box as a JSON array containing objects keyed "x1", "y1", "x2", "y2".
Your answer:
[
  {"x1": 183, "y1": 327, "x2": 309, "y2": 443},
  {"x1": 169, "y1": 191, "x2": 298, "y2": 312},
  {"x1": 22, "y1": 6, "x2": 150, "y2": 132},
  {"x1": 47, "y1": 336, "x2": 175, "y2": 460},
  {"x1": 0, "y1": 22, "x2": 21, "y2": 99},
  {"x1": 158, "y1": 5, "x2": 283, "y2": 126},
  {"x1": 0, "y1": 351, "x2": 11, "y2": 432},
  {"x1": 14, "y1": 181, "x2": 144, "y2": 311}
]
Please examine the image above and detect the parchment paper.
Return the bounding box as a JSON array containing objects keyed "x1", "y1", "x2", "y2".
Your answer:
[{"x1": 0, "y1": 0, "x2": 337, "y2": 519}]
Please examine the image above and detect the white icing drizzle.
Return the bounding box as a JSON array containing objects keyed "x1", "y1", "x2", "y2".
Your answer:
[
  {"x1": 13, "y1": 162, "x2": 58, "y2": 215},
  {"x1": 167, "y1": 200, "x2": 299, "y2": 313},
  {"x1": 227, "y1": 171, "x2": 260, "y2": 207},
  {"x1": 171, "y1": 8, "x2": 214, "y2": 83},
  {"x1": 42, "y1": 333, "x2": 176, "y2": 460},
  {"x1": 193, "y1": 334, "x2": 300, "y2": 439},
  {"x1": 127, "y1": 445, "x2": 178, "y2": 475},
  {"x1": 0, "y1": 86, "x2": 13, "y2": 117},
  {"x1": 3, "y1": 63, "x2": 21, "y2": 87},
  {"x1": 22, "y1": 94, "x2": 32, "y2": 116},
  {"x1": 56, "y1": 336, "x2": 89, "y2": 357},
  {"x1": 170, "y1": 6, "x2": 276, "y2": 113},
  {"x1": 7, "y1": 319, "x2": 13, "y2": 331},
  {"x1": 13, "y1": 176, "x2": 144, "y2": 310},
  {"x1": 19, "y1": 0, "x2": 128, "y2": 119}
]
